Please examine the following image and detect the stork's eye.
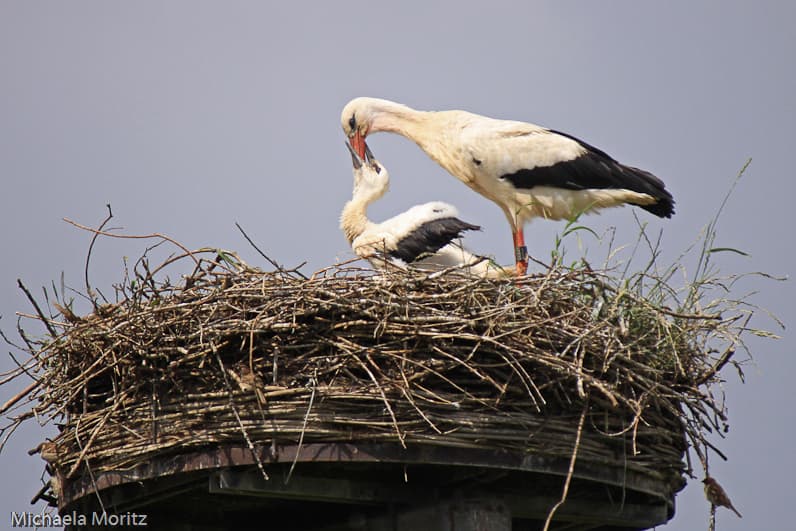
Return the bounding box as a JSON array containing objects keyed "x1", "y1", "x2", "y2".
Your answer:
[{"x1": 348, "y1": 115, "x2": 356, "y2": 130}]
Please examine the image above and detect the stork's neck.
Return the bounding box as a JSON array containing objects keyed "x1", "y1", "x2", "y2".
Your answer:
[
  {"x1": 340, "y1": 199, "x2": 369, "y2": 244},
  {"x1": 339, "y1": 183, "x2": 383, "y2": 244},
  {"x1": 369, "y1": 101, "x2": 440, "y2": 152},
  {"x1": 369, "y1": 101, "x2": 466, "y2": 180}
]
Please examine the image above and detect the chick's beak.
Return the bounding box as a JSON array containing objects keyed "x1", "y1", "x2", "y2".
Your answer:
[
  {"x1": 350, "y1": 130, "x2": 367, "y2": 159},
  {"x1": 362, "y1": 142, "x2": 382, "y2": 173},
  {"x1": 364, "y1": 143, "x2": 375, "y2": 164},
  {"x1": 346, "y1": 141, "x2": 363, "y2": 170}
]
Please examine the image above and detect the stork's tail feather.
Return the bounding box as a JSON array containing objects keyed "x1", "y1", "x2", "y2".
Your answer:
[{"x1": 624, "y1": 165, "x2": 675, "y2": 218}]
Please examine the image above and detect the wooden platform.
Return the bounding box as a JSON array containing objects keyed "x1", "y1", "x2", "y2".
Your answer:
[{"x1": 60, "y1": 442, "x2": 676, "y2": 530}]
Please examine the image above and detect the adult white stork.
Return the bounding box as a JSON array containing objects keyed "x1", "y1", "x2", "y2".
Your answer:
[
  {"x1": 340, "y1": 142, "x2": 505, "y2": 278},
  {"x1": 341, "y1": 97, "x2": 675, "y2": 276}
]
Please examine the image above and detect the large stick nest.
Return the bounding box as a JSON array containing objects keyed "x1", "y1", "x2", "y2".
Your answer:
[{"x1": 3, "y1": 244, "x2": 752, "y2": 503}]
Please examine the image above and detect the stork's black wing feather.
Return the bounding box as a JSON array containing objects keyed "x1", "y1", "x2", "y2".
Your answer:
[
  {"x1": 389, "y1": 217, "x2": 480, "y2": 264},
  {"x1": 501, "y1": 129, "x2": 675, "y2": 218}
]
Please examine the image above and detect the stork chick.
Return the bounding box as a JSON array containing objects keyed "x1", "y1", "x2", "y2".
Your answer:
[{"x1": 340, "y1": 143, "x2": 504, "y2": 278}]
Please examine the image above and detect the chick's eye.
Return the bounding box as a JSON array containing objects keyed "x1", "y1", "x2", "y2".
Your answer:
[{"x1": 348, "y1": 116, "x2": 356, "y2": 129}]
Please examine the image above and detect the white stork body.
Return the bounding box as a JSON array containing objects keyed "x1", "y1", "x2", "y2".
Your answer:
[
  {"x1": 341, "y1": 97, "x2": 675, "y2": 275},
  {"x1": 340, "y1": 144, "x2": 504, "y2": 278}
]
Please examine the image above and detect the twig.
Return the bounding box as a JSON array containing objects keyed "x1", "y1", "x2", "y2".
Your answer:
[
  {"x1": 84, "y1": 205, "x2": 114, "y2": 310},
  {"x1": 542, "y1": 397, "x2": 589, "y2": 531},
  {"x1": 30, "y1": 481, "x2": 56, "y2": 506},
  {"x1": 0, "y1": 380, "x2": 39, "y2": 415},
  {"x1": 66, "y1": 400, "x2": 119, "y2": 478},
  {"x1": 357, "y1": 354, "x2": 405, "y2": 448},
  {"x1": 235, "y1": 222, "x2": 308, "y2": 279},
  {"x1": 62, "y1": 216, "x2": 200, "y2": 266},
  {"x1": 695, "y1": 345, "x2": 737, "y2": 386},
  {"x1": 71, "y1": 416, "x2": 107, "y2": 514},
  {"x1": 214, "y1": 346, "x2": 270, "y2": 481},
  {"x1": 17, "y1": 279, "x2": 58, "y2": 337},
  {"x1": 286, "y1": 371, "x2": 316, "y2": 484}
]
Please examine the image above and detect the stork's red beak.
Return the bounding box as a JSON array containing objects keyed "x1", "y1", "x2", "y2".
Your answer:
[{"x1": 350, "y1": 130, "x2": 366, "y2": 159}]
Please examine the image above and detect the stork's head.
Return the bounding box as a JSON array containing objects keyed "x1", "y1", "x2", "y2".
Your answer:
[
  {"x1": 346, "y1": 140, "x2": 389, "y2": 201},
  {"x1": 341, "y1": 97, "x2": 410, "y2": 159},
  {"x1": 341, "y1": 98, "x2": 373, "y2": 160}
]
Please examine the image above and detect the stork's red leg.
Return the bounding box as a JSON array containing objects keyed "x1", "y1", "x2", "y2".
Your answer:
[{"x1": 513, "y1": 228, "x2": 528, "y2": 277}]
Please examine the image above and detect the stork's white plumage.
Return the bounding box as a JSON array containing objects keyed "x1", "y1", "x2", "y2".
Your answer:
[
  {"x1": 340, "y1": 143, "x2": 504, "y2": 278},
  {"x1": 341, "y1": 97, "x2": 675, "y2": 276}
]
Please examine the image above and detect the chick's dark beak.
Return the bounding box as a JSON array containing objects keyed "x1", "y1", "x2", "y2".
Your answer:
[
  {"x1": 362, "y1": 142, "x2": 381, "y2": 173},
  {"x1": 364, "y1": 143, "x2": 375, "y2": 164},
  {"x1": 346, "y1": 141, "x2": 363, "y2": 169}
]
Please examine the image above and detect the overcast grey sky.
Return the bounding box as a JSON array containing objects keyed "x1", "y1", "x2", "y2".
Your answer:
[{"x1": 1, "y1": 2, "x2": 793, "y2": 529}]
